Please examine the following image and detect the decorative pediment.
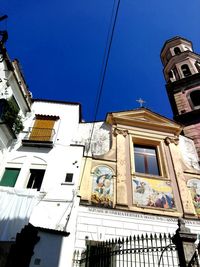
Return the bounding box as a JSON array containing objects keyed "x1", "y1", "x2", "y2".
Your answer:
[{"x1": 106, "y1": 108, "x2": 182, "y2": 135}]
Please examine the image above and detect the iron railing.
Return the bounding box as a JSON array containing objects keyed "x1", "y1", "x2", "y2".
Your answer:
[{"x1": 73, "y1": 233, "x2": 179, "y2": 267}]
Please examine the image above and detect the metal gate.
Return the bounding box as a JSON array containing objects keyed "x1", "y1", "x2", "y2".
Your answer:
[{"x1": 73, "y1": 233, "x2": 179, "y2": 267}]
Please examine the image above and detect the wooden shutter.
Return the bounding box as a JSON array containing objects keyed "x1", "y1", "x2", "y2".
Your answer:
[
  {"x1": 30, "y1": 118, "x2": 55, "y2": 141},
  {"x1": 0, "y1": 168, "x2": 20, "y2": 187}
]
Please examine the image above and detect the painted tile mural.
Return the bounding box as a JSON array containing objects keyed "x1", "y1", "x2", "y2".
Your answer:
[
  {"x1": 91, "y1": 166, "x2": 114, "y2": 208},
  {"x1": 187, "y1": 179, "x2": 200, "y2": 216},
  {"x1": 132, "y1": 177, "x2": 175, "y2": 209}
]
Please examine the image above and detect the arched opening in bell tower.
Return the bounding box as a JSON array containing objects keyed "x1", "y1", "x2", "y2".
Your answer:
[
  {"x1": 174, "y1": 47, "x2": 181, "y2": 55},
  {"x1": 181, "y1": 64, "x2": 192, "y2": 77},
  {"x1": 189, "y1": 90, "x2": 200, "y2": 109}
]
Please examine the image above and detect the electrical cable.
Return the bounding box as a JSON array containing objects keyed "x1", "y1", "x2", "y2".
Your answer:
[
  {"x1": 63, "y1": 0, "x2": 122, "y2": 230},
  {"x1": 92, "y1": 0, "x2": 120, "y2": 122},
  {"x1": 79, "y1": 0, "x2": 121, "y2": 189}
]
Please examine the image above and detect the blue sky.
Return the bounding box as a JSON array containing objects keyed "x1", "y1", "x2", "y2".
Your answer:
[{"x1": 1, "y1": 1, "x2": 200, "y2": 121}]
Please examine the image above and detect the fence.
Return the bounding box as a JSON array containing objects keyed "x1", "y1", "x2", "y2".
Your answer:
[{"x1": 73, "y1": 233, "x2": 179, "y2": 267}]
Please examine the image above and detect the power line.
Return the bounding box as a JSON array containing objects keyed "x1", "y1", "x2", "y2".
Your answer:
[
  {"x1": 79, "y1": 0, "x2": 121, "y2": 189},
  {"x1": 93, "y1": 0, "x2": 121, "y2": 122}
]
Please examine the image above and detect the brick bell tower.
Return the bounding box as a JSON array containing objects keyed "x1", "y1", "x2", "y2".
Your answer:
[{"x1": 161, "y1": 36, "x2": 200, "y2": 159}]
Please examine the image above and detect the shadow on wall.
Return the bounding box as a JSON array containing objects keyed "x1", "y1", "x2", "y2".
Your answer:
[
  {"x1": 16, "y1": 146, "x2": 52, "y2": 154},
  {"x1": 0, "y1": 223, "x2": 39, "y2": 267},
  {"x1": 0, "y1": 222, "x2": 70, "y2": 267},
  {"x1": 0, "y1": 241, "x2": 14, "y2": 267},
  {"x1": 29, "y1": 228, "x2": 70, "y2": 267}
]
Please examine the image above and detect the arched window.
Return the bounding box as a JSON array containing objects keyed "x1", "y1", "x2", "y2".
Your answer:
[
  {"x1": 174, "y1": 47, "x2": 181, "y2": 55},
  {"x1": 181, "y1": 64, "x2": 191, "y2": 77},
  {"x1": 190, "y1": 90, "x2": 200, "y2": 109}
]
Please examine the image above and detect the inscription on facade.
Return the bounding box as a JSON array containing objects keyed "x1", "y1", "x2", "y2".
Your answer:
[{"x1": 88, "y1": 207, "x2": 200, "y2": 225}]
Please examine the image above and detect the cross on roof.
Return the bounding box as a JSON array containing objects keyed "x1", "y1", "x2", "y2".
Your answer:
[{"x1": 136, "y1": 98, "x2": 146, "y2": 107}]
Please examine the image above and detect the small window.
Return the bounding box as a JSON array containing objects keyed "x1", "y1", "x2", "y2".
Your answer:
[
  {"x1": 174, "y1": 47, "x2": 181, "y2": 55},
  {"x1": 190, "y1": 90, "x2": 200, "y2": 109},
  {"x1": 181, "y1": 64, "x2": 191, "y2": 77},
  {"x1": 65, "y1": 173, "x2": 73, "y2": 183},
  {"x1": 134, "y1": 145, "x2": 160, "y2": 176},
  {"x1": 0, "y1": 168, "x2": 20, "y2": 187},
  {"x1": 27, "y1": 169, "x2": 45, "y2": 191}
]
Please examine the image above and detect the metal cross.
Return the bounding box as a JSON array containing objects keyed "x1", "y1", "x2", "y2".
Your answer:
[{"x1": 136, "y1": 98, "x2": 146, "y2": 107}]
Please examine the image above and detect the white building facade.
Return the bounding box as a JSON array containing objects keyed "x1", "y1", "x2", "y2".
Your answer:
[{"x1": 0, "y1": 49, "x2": 84, "y2": 266}]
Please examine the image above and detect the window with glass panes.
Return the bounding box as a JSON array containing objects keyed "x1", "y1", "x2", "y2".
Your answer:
[{"x1": 134, "y1": 145, "x2": 160, "y2": 176}]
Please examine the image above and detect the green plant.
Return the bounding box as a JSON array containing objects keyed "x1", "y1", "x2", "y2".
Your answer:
[{"x1": 2, "y1": 98, "x2": 24, "y2": 134}]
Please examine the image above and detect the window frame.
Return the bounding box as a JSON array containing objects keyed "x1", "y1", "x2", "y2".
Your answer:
[
  {"x1": 130, "y1": 136, "x2": 168, "y2": 179},
  {"x1": 134, "y1": 145, "x2": 160, "y2": 176},
  {"x1": 61, "y1": 173, "x2": 75, "y2": 185},
  {"x1": 65, "y1": 173, "x2": 73, "y2": 183}
]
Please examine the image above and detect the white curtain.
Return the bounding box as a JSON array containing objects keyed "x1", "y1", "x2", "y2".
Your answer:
[{"x1": 0, "y1": 187, "x2": 45, "y2": 241}]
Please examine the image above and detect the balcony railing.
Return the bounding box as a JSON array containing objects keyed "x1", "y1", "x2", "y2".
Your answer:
[{"x1": 22, "y1": 127, "x2": 55, "y2": 147}]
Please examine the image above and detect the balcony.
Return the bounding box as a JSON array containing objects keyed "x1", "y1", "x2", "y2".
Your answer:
[{"x1": 22, "y1": 127, "x2": 55, "y2": 147}]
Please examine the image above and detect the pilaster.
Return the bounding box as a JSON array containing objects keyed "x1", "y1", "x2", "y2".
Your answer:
[
  {"x1": 165, "y1": 136, "x2": 196, "y2": 217},
  {"x1": 114, "y1": 128, "x2": 129, "y2": 206}
]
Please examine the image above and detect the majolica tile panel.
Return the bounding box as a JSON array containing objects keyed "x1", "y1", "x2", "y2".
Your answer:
[
  {"x1": 187, "y1": 179, "x2": 200, "y2": 216},
  {"x1": 132, "y1": 177, "x2": 175, "y2": 210},
  {"x1": 91, "y1": 166, "x2": 114, "y2": 208}
]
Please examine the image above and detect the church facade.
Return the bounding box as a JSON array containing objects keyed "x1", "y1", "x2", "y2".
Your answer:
[
  {"x1": 74, "y1": 108, "x2": 200, "y2": 252},
  {"x1": 73, "y1": 36, "x2": 200, "y2": 263}
]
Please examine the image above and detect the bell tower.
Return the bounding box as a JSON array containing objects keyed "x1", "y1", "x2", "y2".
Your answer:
[{"x1": 161, "y1": 36, "x2": 200, "y2": 159}]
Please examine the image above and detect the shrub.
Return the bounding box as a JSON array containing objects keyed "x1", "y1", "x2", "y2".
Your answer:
[{"x1": 2, "y1": 99, "x2": 24, "y2": 134}]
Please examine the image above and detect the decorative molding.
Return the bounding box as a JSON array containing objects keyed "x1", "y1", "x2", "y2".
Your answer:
[
  {"x1": 113, "y1": 128, "x2": 128, "y2": 137},
  {"x1": 165, "y1": 136, "x2": 179, "y2": 145}
]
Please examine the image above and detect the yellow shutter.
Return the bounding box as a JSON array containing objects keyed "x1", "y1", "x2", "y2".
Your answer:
[{"x1": 30, "y1": 119, "x2": 55, "y2": 141}]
